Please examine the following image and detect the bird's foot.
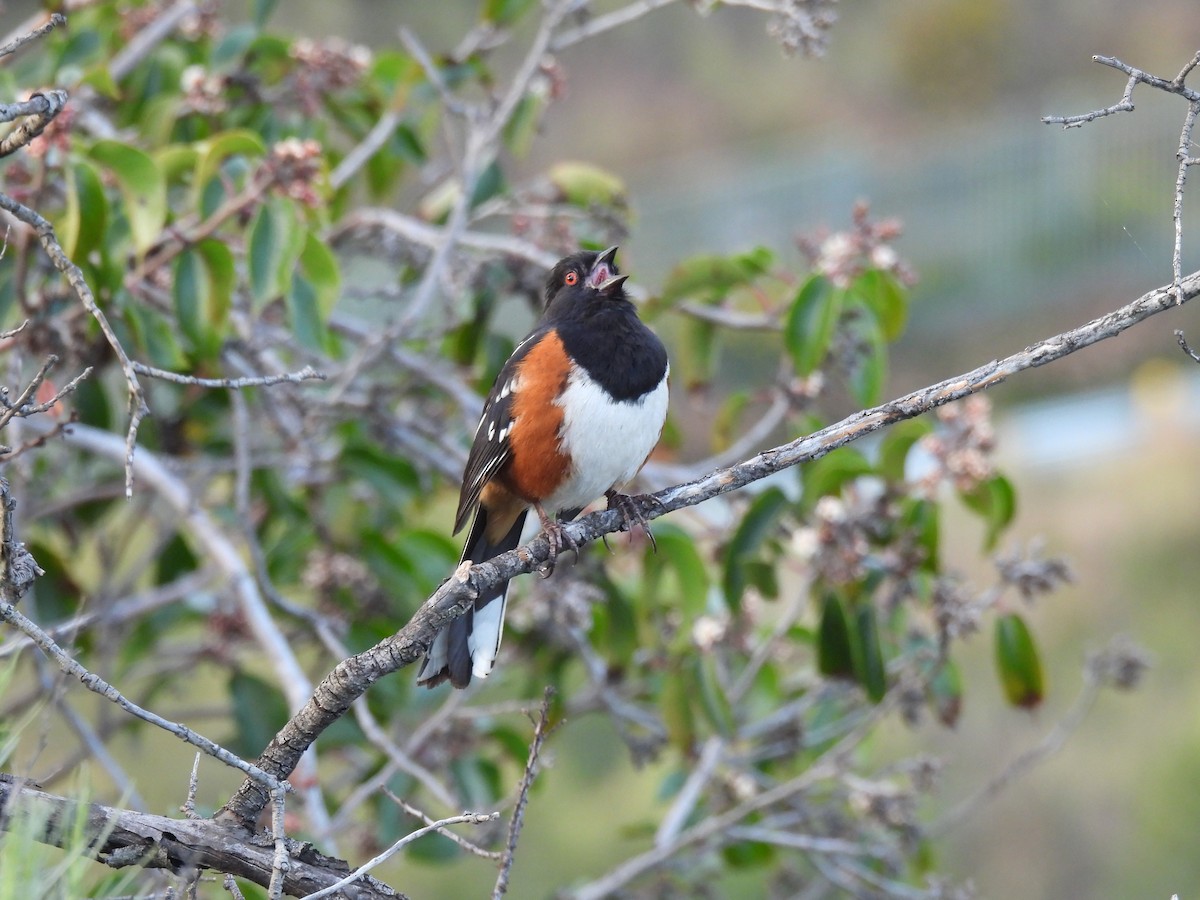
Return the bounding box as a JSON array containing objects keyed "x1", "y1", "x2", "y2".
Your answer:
[
  {"x1": 534, "y1": 502, "x2": 579, "y2": 577},
  {"x1": 605, "y1": 490, "x2": 660, "y2": 553}
]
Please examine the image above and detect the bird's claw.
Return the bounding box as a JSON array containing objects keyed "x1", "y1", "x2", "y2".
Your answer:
[
  {"x1": 538, "y1": 517, "x2": 580, "y2": 577},
  {"x1": 605, "y1": 490, "x2": 659, "y2": 553}
]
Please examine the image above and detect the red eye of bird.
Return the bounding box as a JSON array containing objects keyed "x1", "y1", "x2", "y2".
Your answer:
[{"x1": 564, "y1": 271, "x2": 579, "y2": 286}]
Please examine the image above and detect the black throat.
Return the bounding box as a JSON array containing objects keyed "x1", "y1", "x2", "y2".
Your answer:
[{"x1": 550, "y1": 299, "x2": 668, "y2": 402}]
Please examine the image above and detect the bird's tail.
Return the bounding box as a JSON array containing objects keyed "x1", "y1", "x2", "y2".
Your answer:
[{"x1": 417, "y1": 506, "x2": 528, "y2": 689}]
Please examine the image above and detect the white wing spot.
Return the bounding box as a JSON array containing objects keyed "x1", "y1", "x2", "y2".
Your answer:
[{"x1": 487, "y1": 420, "x2": 496, "y2": 441}]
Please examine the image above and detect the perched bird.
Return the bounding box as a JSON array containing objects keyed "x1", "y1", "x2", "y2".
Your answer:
[{"x1": 418, "y1": 247, "x2": 670, "y2": 688}]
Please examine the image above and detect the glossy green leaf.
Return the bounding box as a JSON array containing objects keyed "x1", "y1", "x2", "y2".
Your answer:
[
  {"x1": 800, "y1": 447, "x2": 873, "y2": 512},
  {"x1": 89, "y1": 140, "x2": 167, "y2": 255},
  {"x1": 248, "y1": 199, "x2": 303, "y2": 307},
  {"x1": 850, "y1": 269, "x2": 909, "y2": 340},
  {"x1": 173, "y1": 249, "x2": 207, "y2": 353},
  {"x1": 695, "y1": 656, "x2": 735, "y2": 737},
  {"x1": 722, "y1": 840, "x2": 775, "y2": 869},
  {"x1": 197, "y1": 238, "x2": 235, "y2": 330},
  {"x1": 783, "y1": 275, "x2": 840, "y2": 375},
  {"x1": 817, "y1": 593, "x2": 855, "y2": 678},
  {"x1": 959, "y1": 474, "x2": 1017, "y2": 551},
  {"x1": 657, "y1": 247, "x2": 774, "y2": 306},
  {"x1": 299, "y1": 231, "x2": 341, "y2": 319},
  {"x1": 877, "y1": 418, "x2": 932, "y2": 483},
  {"x1": 994, "y1": 612, "x2": 1044, "y2": 709},
  {"x1": 679, "y1": 317, "x2": 718, "y2": 389},
  {"x1": 661, "y1": 669, "x2": 696, "y2": 753},
  {"x1": 846, "y1": 313, "x2": 887, "y2": 407},
  {"x1": 649, "y1": 523, "x2": 709, "y2": 620},
  {"x1": 193, "y1": 130, "x2": 267, "y2": 206},
  {"x1": 722, "y1": 487, "x2": 788, "y2": 609},
  {"x1": 288, "y1": 275, "x2": 325, "y2": 351},
  {"x1": 482, "y1": 0, "x2": 537, "y2": 25},
  {"x1": 548, "y1": 161, "x2": 627, "y2": 210},
  {"x1": 852, "y1": 602, "x2": 888, "y2": 703},
  {"x1": 469, "y1": 160, "x2": 507, "y2": 209},
  {"x1": 59, "y1": 160, "x2": 108, "y2": 261},
  {"x1": 712, "y1": 391, "x2": 749, "y2": 453}
]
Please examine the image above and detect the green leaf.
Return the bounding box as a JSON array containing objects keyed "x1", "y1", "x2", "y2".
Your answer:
[
  {"x1": 660, "y1": 669, "x2": 696, "y2": 753},
  {"x1": 173, "y1": 250, "x2": 207, "y2": 353},
  {"x1": 722, "y1": 840, "x2": 775, "y2": 869},
  {"x1": 849, "y1": 269, "x2": 909, "y2": 340},
  {"x1": 852, "y1": 602, "x2": 887, "y2": 703},
  {"x1": 288, "y1": 275, "x2": 325, "y2": 351},
  {"x1": 469, "y1": 160, "x2": 507, "y2": 209},
  {"x1": 800, "y1": 447, "x2": 873, "y2": 512},
  {"x1": 959, "y1": 474, "x2": 1016, "y2": 551},
  {"x1": 248, "y1": 199, "x2": 303, "y2": 308},
  {"x1": 694, "y1": 656, "x2": 735, "y2": 737},
  {"x1": 994, "y1": 612, "x2": 1044, "y2": 709},
  {"x1": 783, "y1": 275, "x2": 841, "y2": 376},
  {"x1": 197, "y1": 239, "x2": 235, "y2": 330},
  {"x1": 548, "y1": 161, "x2": 627, "y2": 210},
  {"x1": 657, "y1": 247, "x2": 774, "y2": 306},
  {"x1": 299, "y1": 232, "x2": 341, "y2": 319},
  {"x1": 649, "y1": 523, "x2": 709, "y2": 621},
  {"x1": 482, "y1": 0, "x2": 538, "y2": 26},
  {"x1": 228, "y1": 672, "x2": 290, "y2": 758},
  {"x1": 59, "y1": 160, "x2": 108, "y2": 261},
  {"x1": 678, "y1": 317, "x2": 718, "y2": 389},
  {"x1": 722, "y1": 487, "x2": 788, "y2": 609},
  {"x1": 846, "y1": 313, "x2": 887, "y2": 407},
  {"x1": 503, "y1": 91, "x2": 545, "y2": 159},
  {"x1": 712, "y1": 391, "x2": 749, "y2": 453},
  {"x1": 877, "y1": 418, "x2": 932, "y2": 483},
  {"x1": 89, "y1": 141, "x2": 167, "y2": 256},
  {"x1": 817, "y1": 593, "x2": 855, "y2": 679},
  {"x1": 193, "y1": 130, "x2": 267, "y2": 207}
]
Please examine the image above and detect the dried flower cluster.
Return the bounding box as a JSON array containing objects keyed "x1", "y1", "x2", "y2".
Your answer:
[
  {"x1": 919, "y1": 395, "x2": 996, "y2": 494},
  {"x1": 767, "y1": 0, "x2": 839, "y2": 58},
  {"x1": 798, "y1": 200, "x2": 917, "y2": 288}
]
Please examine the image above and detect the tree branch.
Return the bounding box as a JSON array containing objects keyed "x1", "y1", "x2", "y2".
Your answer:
[
  {"x1": 0, "y1": 778, "x2": 404, "y2": 900},
  {"x1": 215, "y1": 266, "x2": 1200, "y2": 830}
]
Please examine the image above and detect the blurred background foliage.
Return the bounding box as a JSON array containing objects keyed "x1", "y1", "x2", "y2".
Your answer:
[{"x1": 0, "y1": 0, "x2": 1195, "y2": 898}]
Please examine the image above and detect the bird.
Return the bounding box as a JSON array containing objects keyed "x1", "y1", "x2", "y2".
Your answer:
[{"x1": 417, "y1": 246, "x2": 670, "y2": 689}]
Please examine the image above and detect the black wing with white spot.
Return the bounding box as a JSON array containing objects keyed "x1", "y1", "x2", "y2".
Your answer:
[{"x1": 453, "y1": 329, "x2": 543, "y2": 534}]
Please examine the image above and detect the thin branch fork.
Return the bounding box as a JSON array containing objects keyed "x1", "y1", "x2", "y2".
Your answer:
[{"x1": 216, "y1": 266, "x2": 1200, "y2": 831}]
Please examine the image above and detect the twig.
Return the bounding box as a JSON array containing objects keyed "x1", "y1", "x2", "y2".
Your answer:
[
  {"x1": 0, "y1": 600, "x2": 282, "y2": 789},
  {"x1": 1174, "y1": 328, "x2": 1200, "y2": 363},
  {"x1": 565, "y1": 691, "x2": 896, "y2": 900},
  {"x1": 1043, "y1": 54, "x2": 1200, "y2": 302},
  {"x1": 0, "y1": 192, "x2": 149, "y2": 498},
  {"x1": 0, "y1": 91, "x2": 69, "y2": 157},
  {"x1": 300, "y1": 812, "x2": 499, "y2": 900},
  {"x1": 108, "y1": 1, "x2": 198, "y2": 82},
  {"x1": 493, "y1": 687, "x2": 557, "y2": 898},
  {"x1": 268, "y1": 785, "x2": 289, "y2": 900},
  {"x1": 0, "y1": 12, "x2": 64, "y2": 60},
  {"x1": 131, "y1": 362, "x2": 326, "y2": 390},
  {"x1": 386, "y1": 792, "x2": 502, "y2": 861},
  {"x1": 181, "y1": 753, "x2": 202, "y2": 820},
  {"x1": 551, "y1": 0, "x2": 678, "y2": 51},
  {"x1": 929, "y1": 674, "x2": 1103, "y2": 838},
  {"x1": 654, "y1": 736, "x2": 724, "y2": 849}
]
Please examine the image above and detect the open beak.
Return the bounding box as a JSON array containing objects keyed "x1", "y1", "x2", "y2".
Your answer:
[{"x1": 588, "y1": 246, "x2": 625, "y2": 293}]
